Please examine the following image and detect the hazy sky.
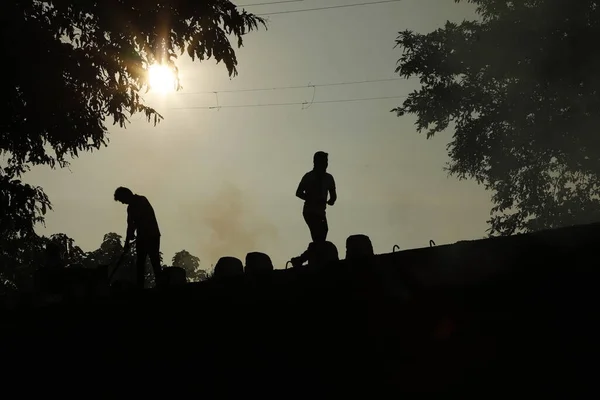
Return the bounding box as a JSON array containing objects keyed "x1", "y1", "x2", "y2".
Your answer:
[{"x1": 25, "y1": 0, "x2": 491, "y2": 269}]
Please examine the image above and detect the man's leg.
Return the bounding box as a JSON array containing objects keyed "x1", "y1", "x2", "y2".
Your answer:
[
  {"x1": 317, "y1": 214, "x2": 329, "y2": 242},
  {"x1": 303, "y1": 212, "x2": 318, "y2": 242},
  {"x1": 148, "y1": 236, "x2": 163, "y2": 287},
  {"x1": 135, "y1": 245, "x2": 148, "y2": 289},
  {"x1": 303, "y1": 212, "x2": 328, "y2": 242}
]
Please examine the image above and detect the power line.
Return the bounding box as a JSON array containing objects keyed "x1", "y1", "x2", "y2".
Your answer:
[
  {"x1": 256, "y1": 0, "x2": 402, "y2": 16},
  {"x1": 238, "y1": 0, "x2": 304, "y2": 7},
  {"x1": 174, "y1": 77, "x2": 402, "y2": 95},
  {"x1": 167, "y1": 94, "x2": 406, "y2": 110}
]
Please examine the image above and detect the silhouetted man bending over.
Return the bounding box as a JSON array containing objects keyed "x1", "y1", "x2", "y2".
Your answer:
[
  {"x1": 296, "y1": 151, "x2": 337, "y2": 242},
  {"x1": 114, "y1": 187, "x2": 162, "y2": 289}
]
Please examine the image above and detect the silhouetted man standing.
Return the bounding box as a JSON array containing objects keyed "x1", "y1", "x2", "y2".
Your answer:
[
  {"x1": 296, "y1": 151, "x2": 337, "y2": 242},
  {"x1": 114, "y1": 187, "x2": 162, "y2": 289}
]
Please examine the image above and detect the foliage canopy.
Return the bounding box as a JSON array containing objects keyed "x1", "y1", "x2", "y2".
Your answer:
[
  {"x1": 0, "y1": 0, "x2": 265, "y2": 237},
  {"x1": 393, "y1": 0, "x2": 600, "y2": 235}
]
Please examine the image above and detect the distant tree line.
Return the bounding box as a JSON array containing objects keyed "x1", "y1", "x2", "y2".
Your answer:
[{"x1": 0, "y1": 232, "x2": 206, "y2": 294}]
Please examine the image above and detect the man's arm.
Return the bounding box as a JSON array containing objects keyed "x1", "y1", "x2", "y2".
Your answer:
[
  {"x1": 124, "y1": 208, "x2": 136, "y2": 250},
  {"x1": 327, "y1": 175, "x2": 337, "y2": 206},
  {"x1": 296, "y1": 175, "x2": 307, "y2": 201}
]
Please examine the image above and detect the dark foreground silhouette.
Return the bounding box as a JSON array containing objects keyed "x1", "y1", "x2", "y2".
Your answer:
[{"x1": 0, "y1": 223, "x2": 598, "y2": 397}]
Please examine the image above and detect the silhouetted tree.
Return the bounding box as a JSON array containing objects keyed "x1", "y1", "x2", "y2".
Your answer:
[
  {"x1": 47, "y1": 233, "x2": 86, "y2": 266},
  {"x1": 0, "y1": 231, "x2": 82, "y2": 292},
  {"x1": 0, "y1": 234, "x2": 48, "y2": 292},
  {"x1": 0, "y1": 275, "x2": 18, "y2": 297},
  {"x1": 393, "y1": 0, "x2": 600, "y2": 235},
  {"x1": 172, "y1": 250, "x2": 206, "y2": 282},
  {"x1": 84, "y1": 232, "x2": 125, "y2": 268},
  {"x1": 0, "y1": 176, "x2": 50, "y2": 238},
  {"x1": 1, "y1": 1, "x2": 265, "y2": 237}
]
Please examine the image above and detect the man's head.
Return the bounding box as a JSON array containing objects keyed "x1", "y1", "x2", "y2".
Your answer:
[
  {"x1": 114, "y1": 187, "x2": 134, "y2": 204},
  {"x1": 313, "y1": 151, "x2": 328, "y2": 172}
]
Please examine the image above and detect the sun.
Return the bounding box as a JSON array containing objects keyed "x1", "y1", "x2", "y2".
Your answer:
[{"x1": 147, "y1": 63, "x2": 176, "y2": 94}]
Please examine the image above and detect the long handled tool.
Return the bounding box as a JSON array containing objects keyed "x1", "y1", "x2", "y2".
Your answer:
[{"x1": 108, "y1": 249, "x2": 129, "y2": 283}]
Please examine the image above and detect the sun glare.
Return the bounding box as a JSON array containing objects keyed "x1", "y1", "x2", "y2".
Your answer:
[{"x1": 148, "y1": 64, "x2": 176, "y2": 94}]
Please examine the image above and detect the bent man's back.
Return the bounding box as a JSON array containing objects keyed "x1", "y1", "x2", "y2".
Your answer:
[{"x1": 127, "y1": 195, "x2": 161, "y2": 239}]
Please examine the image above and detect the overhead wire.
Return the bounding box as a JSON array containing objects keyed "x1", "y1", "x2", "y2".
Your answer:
[
  {"x1": 155, "y1": 0, "x2": 406, "y2": 111},
  {"x1": 156, "y1": 77, "x2": 406, "y2": 110},
  {"x1": 174, "y1": 77, "x2": 403, "y2": 95},
  {"x1": 167, "y1": 95, "x2": 406, "y2": 110},
  {"x1": 134, "y1": 4, "x2": 408, "y2": 114},
  {"x1": 162, "y1": 77, "x2": 406, "y2": 110},
  {"x1": 255, "y1": 0, "x2": 403, "y2": 16},
  {"x1": 237, "y1": 0, "x2": 305, "y2": 7}
]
